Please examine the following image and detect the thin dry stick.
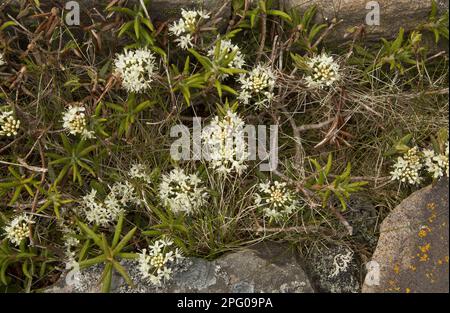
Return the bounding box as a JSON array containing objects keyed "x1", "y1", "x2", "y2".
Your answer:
[
  {"x1": 256, "y1": 10, "x2": 267, "y2": 64},
  {"x1": 0, "y1": 160, "x2": 47, "y2": 173}
]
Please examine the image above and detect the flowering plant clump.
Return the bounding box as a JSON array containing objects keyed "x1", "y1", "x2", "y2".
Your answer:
[
  {"x1": 3, "y1": 213, "x2": 34, "y2": 246},
  {"x1": 159, "y1": 168, "x2": 207, "y2": 215},
  {"x1": 238, "y1": 64, "x2": 276, "y2": 108},
  {"x1": 137, "y1": 237, "x2": 183, "y2": 286},
  {"x1": 391, "y1": 143, "x2": 449, "y2": 185},
  {"x1": 305, "y1": 53, "x2": 341, "y2": 89},
  {"x1": 0, "y1": 111, "x2": 20, "y2": 137},
  {"x1": 113, "y1": 48, "x2": 158, "y2": 93},
  {"x1": 169, "y1": 9, "x2": 210, "y2": 49},
  {"x1": 62, "y1": 106, "x2": 94, "y2": 139},
  {"x1": 80, "y1": 181, "x2": 139, "y2": 226},
  {"x1": 254, "y1": 181, "x2": 299, "y2": 221},
  {"x1": 202, "y1": 110, "x2": 248, "y2": 174}
]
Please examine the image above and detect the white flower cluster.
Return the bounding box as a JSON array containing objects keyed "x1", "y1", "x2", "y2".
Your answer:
[
  {"x1": 391, "y1": 144, "x2": 449, "y2": 185},
  {"x1": 80, "y1": 181, "x2": 139, "y2": 226},
  {"x1": 254, "y1": 181, "x2": 298, "y2": 221},
  {"x1": 238, "y1": 64, "x2": 276, "y2": 109},
  {"x1": 390, "y1": 147, "x2": 423, "y2": 185},
  {"x1": 207, "y1": 39, "x2": 245, "y2": 75},
  {"x1": 61, "y1": 225, "x2": 80, "y2": 266},
  {"x1": 159, "y1": 168, "x2": 207, "y2": 215},
  {"x1": 3, "y1": 213, "x2": 34, "y2": 246},
  {"x1": 62, "y1": 106, "x2": 94, "y2": 139},
  {"x1": 137, "y1": 237, "x2": 183, "y2": 286},
  {"x1": 169, "y1": 9, "x2": 210, "y2": 50},
  {"x1": 129, "y1": 163, "x2": 152, "y2": 184},
  {"x1": 305, "y1": 53, "x2": 340, "y2": 89},
  {"x1": 0, "y1": 111, "x2": 20, "y2": 137},
  {"x1": 423, "y1": 142, "x2": 449, "y2": 179},
  {"x1": 0, "y1": 52, "x2": 5, "y2": 66},
  {"x1": 114, "y1": 48, "x2": 157, "y2": 93},
  {"x1": 202, "y1": 110, "x2": 248, "y2": 175}
]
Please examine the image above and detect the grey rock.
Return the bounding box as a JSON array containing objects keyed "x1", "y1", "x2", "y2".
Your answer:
[
  {"x1": 345, "y1": 195, "x2": 378, "y2": 249},
  {"x1": 362, "y1": 178, "x2": 449, "y2": 293},
  {"x1": 303, "y1": 244, "x2": 361, "y2": 293},
  {"x1": 45, "y1": 242, "x2": 314, "y2": 293},
  {"x1": 284, "y1": 0, "x2": 448, "y2": 42},
  {"x1": 4, "y1": 0, "x2": 231, "y2": 24}
]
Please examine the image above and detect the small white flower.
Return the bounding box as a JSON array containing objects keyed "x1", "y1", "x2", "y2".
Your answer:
[
  {"x1": 175, "y1": 34, "x2": 194, "y2": 50},
  {"x1": 158, "y1": 266, "x2": 172, "y2": 280},
  {"x1": 238, "y1": 64, "x2": 276, "y2": 109},
  {"x1": 0, "y1": 53, "x2": 5, "y2": 66},
  {"x1": 169, "y1": 9, "x2": 210, "y2": 49},
  {"x1": 3, "y1": 213, "x2": 34, "y2": 246},
  {"x1": 254, "y1": 181, "x2": 299, "y2": 221},
  {"x1": 202, "y1": 110, "x2": 248, "y2": 175},
  {"x1": 114, "y1": 48, "x2": 157, "y2": 93},
  {"x1": 305, "y1": 53, "x2": 340, "y2": 89},
  {"x1": 390, "y1": 146, "x2": 423, "y2": 185},
  {"x1": 129, "y1": 163, "x2": 152, "y2": 184},
  {"x1": 0, "y1": 111, "x2": 20, "y2": 137},
  {"x1": 174, "y1": 248, "x2": 184, "y2": 261},
  {"x1": 62, "y1": 106, "x2": 94, "y2": 139},
  {"x1": 159, "y1": 168, "x2": 208, "y2": 215}
]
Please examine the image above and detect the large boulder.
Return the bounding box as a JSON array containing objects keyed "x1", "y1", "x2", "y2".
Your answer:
[
  {"x1": 284, "y1": 0, "x2": 449, "y2": 41},
  {"x1": 45, "y1": 242, "x2": 314, "y2": 293},
  {"x1": 362, "y1": 178, "x2": 449, "y2": 293},
  {"x1": 3, "y1": 0, "x2": 231, "y2": 22}
]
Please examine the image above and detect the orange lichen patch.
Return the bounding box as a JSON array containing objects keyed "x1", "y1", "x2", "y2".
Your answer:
[
  {"x1": 428, "y1": 213, "x2": 437, "y2": 223},
  {"x1": 419, "y1": 243, "x2": 431, "y2": 253},
  {"x1": 445, "y1": 256, "x2": 449, "y2": 263},
  {"x1": 418, "y1": 226, "x2": 431, "y2": 238},
  {"x1": 393, "y1": 264, "x2": 400, "y2": 274},
  {"x1": 417, "y1": 244, "x2": 430, "y2": 261},
  {"x1": 437, "y1": 259, "x2": 443, "y2": 265},
  {"x1": 409, "y1": 265, "x2": 417, "y2": 271},
  {"x1": 427, "y1": 202, "x2": 436, "y2": 210},
  {"x1": 406, "y1": 288, "x2": 411, "y2": 293}
]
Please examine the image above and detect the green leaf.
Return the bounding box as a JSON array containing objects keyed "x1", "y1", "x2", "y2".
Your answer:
[
  {"x1": 77, "y1": 221, "x2": 103, "y2": 248},
  {"x1": 188, "y1": 49, "x2": 213, "y2": 70},
  {"x1": 112, "y1": 214, "x2": 124, "y2": 248},
  {"x1": 112, "y1": 260, "x2": 134, "y2": 287},
  {"x1": 267, "y1": 10, "x2": 292, "y2": 22},
  {"x1": 79, "y1": 255, "x2": 107, "y2": 268},
  {"x1": 0, "y1": 21, "x2": 17, "y2": 32},
  {"x1": 101, "y1": 263, "x2": 113, "y2": 293},
  {"x1": 113, "y1": 227, "x2": 137, "y2": 254}
]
